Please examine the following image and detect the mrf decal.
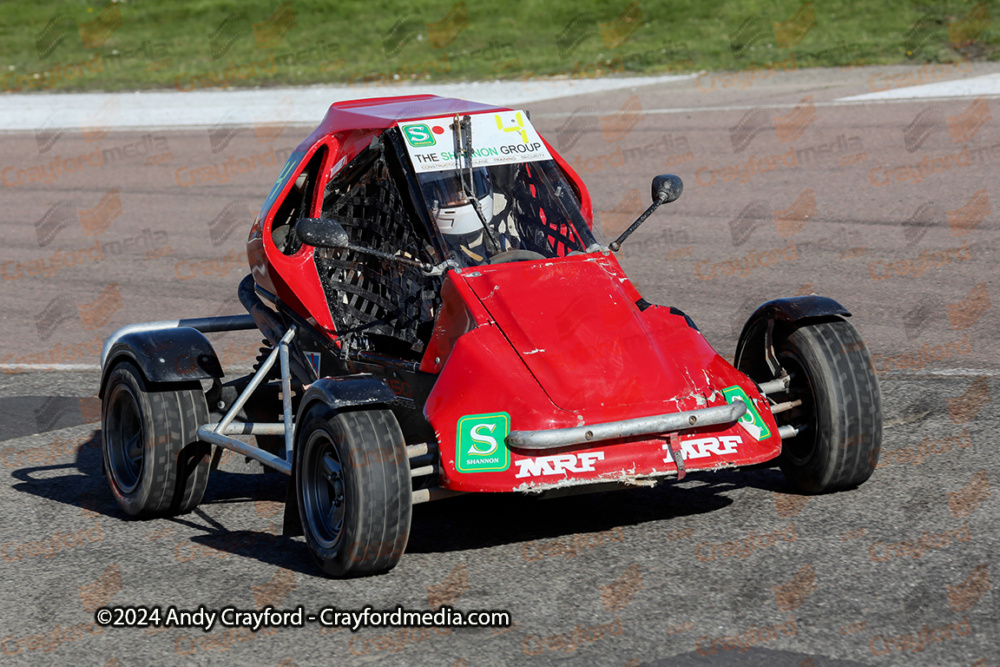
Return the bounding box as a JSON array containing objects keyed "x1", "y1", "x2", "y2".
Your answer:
[{"x1": 456, "y1": 412, "x2": 511, "y2": 473}]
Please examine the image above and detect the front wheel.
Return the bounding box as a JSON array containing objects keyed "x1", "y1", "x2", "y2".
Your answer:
[
  {"x1": 295, "y1": 404, "x2": 411, "y2": 577},
  {"x1": 750, "y1": 319, "x2": 882, "y2": 494}
]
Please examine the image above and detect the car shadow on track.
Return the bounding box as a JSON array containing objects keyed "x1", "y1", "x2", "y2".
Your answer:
[
  {"x1": 7, "y1": 429, "x2": 116, "y2": 517},
  {"x1": 168, "y1": 470, "x2": 316, "y2": 575},
  {"x1": 178, "y1": 467, "x2": 805, "y2": 574},
  {"x1": 406, "y1": 465, "x2": 799, "y2": 554},
  {"x1": 7, "y1": 427, "x2": 319, "y2": 574},
  {"x1": 174, "y1": 466, "x2": 802, "y2": 574},
  {"x1": 7, "y1": 427, "x2": 809, "y2": 574},
  {"x1": 8, "y1": 428, "x2": 291, "y2": 518},
  {"x1": 167, "y1": 514, "x2": 315, "y2": 575}
]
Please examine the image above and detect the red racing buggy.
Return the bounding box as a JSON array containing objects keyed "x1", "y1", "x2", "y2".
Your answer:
[{"x1": 99, "y1": 95, "x2": 882, "y2": 577}]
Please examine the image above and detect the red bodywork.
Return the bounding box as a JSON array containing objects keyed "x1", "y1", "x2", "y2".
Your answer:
[
  {"x1": 247, "y1": 95, "x2": 781, "y2": 494},
  {"x1": 423, "y1": 253, "x2": 780, "y2": 492}
]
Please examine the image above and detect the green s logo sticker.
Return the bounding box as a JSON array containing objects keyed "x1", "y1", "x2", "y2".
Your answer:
[
  {"x1": 722, "y1": 385, "x2": 772, "y2": 441},
  {"x1": 457, "y1": 412, "x2": 510, "y2": 472},
  {"x1": 402, "y1": 123, "x2": 436, "y2": 147},
  {"x1": 468, "y1": 423, "x2": 499, "y2": 455}
]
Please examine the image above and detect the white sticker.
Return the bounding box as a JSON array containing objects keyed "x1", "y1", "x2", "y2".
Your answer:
[
  {"x1": 662, "y1": 435, "x2": 743, "y2": 464},
  {"x1": 397, "y1": 110, "x2": 553, "y2": 174}
]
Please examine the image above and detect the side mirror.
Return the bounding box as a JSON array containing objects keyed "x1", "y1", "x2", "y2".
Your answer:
[
  {"x1": 609, "y1": 175, "x2": 684, "y2": 252},
  {"x1": 652, "y1": 174, "x2": 683, "y2": 204},
  {"x1": 295, "y1": 217, "x2": 350, "y2": 248},
  {"x1": 295, "y1": 216, "x2": 439, "y2": 272}
]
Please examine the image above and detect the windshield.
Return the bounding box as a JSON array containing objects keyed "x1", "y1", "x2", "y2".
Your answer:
[{"x1": 415, "y1": 159, "x2": 601, "y2": 266}]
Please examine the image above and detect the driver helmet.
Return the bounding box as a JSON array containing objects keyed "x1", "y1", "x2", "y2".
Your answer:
[{"x1": 419, "y1": 168, "x2": 497, "y2": 260}]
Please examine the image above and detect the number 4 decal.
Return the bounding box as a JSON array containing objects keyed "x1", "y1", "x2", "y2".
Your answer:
[{"x1": 495, "y1": 112, "x2": 528, "y2": 143}]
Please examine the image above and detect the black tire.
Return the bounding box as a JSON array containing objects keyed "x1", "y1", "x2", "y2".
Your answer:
[
  {"x1": 102, "y1": 360, "x2": 212, "y2": 517},
  {"x1": 765, "y1": 319, "x2": 882, "y2": 494},
  {"x1": 295, "y1": 404, "x2": 411, "y2": 577}
]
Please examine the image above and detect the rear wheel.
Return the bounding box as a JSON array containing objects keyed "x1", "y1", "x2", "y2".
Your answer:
[
  {"x1": 102, "y1": 361, "x2": 212, "y2": 516},
  {"x1": 295, "y1": 404, "x2": 411, "y2": 577},
  {"x1": 746, "y1": 319, "x2": 882, "y2": 493}
]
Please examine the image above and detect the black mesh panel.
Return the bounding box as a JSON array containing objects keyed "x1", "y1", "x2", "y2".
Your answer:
[
  {"x1": 508, "y1": 163, "x2": 585, "y2": 256},
  {"x1": 315, "y1": 148, "x2": 438, "y2": 351}
]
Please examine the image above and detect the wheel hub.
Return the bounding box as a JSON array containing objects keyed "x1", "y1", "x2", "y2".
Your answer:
[
  {"x1": 304, "y1": 436, "x2": 346, "y2": 549},
  {"x1": 328, "y1": 472, "x2": 344, "y2": 505},
  {"x1": 775, "y1": 352, "x2": 817, "y2": 465},
  {"x1": 107, "y1": 385, "x2": 144, "y2": 494}
]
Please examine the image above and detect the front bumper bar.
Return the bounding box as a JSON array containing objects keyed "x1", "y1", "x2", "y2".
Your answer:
[{"x1": 506, "y1": 402, "x2": 747, "y2": 450}]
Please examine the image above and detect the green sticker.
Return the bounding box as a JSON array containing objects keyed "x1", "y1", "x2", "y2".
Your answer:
[
  {"x1": 402, "y1": 123, "x2": 436, "y2": 147},
  {"x1": 722, "y1": 385, "x2": 772, "y2": 441},
  {"x1": 456, "y1": 412, "x2": 511, "y2": 473}
]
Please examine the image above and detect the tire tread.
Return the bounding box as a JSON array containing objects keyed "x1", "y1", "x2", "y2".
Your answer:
[
  {"x1": 777, "y1": 319, "x2": 882, "y2": 493},
  {"x1": 296, "y1": 405, "x2": 411, "y2": 577},
  {"x1": 102, "y1": 361, "x2": 212, "y2": 518}
]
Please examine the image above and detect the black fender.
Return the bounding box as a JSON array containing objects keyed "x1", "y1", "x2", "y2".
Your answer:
[
  {"x1": 294, "y1": 375, "x2": 397, "y2": 426},
  {"x1": 99, "y1": 327, "x2": 224, "y2": 398},
  {"x1": 283, "y1": 374, "x2": 397, "y2": 538},
  {"x1": 734, "y1": 296, "x2": 851, "y2": 380}
]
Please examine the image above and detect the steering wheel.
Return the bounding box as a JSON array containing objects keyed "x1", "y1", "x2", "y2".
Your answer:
[{"x1": 487, "y1": 249, "x2": 547, "y2": 264}]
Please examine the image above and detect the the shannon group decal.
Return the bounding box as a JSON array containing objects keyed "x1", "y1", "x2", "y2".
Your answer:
[
  {"x1": 456, "y1": 412, "x2": 511, "y2": 472},
  {"x1": 399, "y1": 110, "x2": 552, "y2": 173}
]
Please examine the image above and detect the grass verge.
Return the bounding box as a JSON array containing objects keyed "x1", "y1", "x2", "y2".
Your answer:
[{"x1": 0, "y1": 0, "x2": 996, "y2": 93}]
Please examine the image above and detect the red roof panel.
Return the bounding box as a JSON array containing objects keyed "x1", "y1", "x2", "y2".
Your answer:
[{"x1": 297, "y1": 94, "x2": 511, "y2": 149}]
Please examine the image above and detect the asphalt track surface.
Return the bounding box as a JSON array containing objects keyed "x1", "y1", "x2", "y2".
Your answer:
[{"x1": 1, "y1": 65, "x2": 998, "y2": 666}]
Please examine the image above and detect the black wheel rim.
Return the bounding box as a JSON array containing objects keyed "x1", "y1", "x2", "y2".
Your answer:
[
  {"x1": 303, "y1": 430, "x2": 346, "y2": 549},
  {"x1": 775, "y1": 351, "x2": 818, "y2": 465},
  {"x1": 106, "y1": 384, "x2": 144, "y2": 494}
]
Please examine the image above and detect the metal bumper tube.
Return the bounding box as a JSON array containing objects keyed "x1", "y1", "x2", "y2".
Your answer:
[
  {"x1": 412, "y1": 487, "x2": 464, "y2": 504},
  {"x1": 197, "y1": 425, "x2": 292, "y2": 475},
  {"x1": 507, "y1": 402, "x2": 747, "y2": 450},
  {"x1": 778, "y1": 424, "x2": 802, "y2": 439},
  {"x1": 203, "y1": 421, "x2": 286, "y2": 436},
  {"x1": 197, "y1": 327, "x2": 298, "y2": 476}
]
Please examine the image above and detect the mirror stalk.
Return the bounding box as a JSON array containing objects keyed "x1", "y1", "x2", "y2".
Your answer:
[
  {"x1": 296, "y1": 216, "x2": 436, "y2": 272},
  {"x1": 609, "y1": 199, "x2": 665, "y2": 252},
  {"x1": 609, "y1": 174, "x2": 684, "y2": 252}
]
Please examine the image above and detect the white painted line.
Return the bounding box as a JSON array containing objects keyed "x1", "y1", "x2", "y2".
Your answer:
[
  {"x1": 0, "y1": 364, "x2": 101, "y2": 372},
  {"x1": 879, "y1": 368, "x2": 1000, "y2": 378},
  {"x1": 0, "y1": 75, "x2": 695, "y2": 133},
  {"x1": 536, "y1": 95, "x2": 1000, "y2": 119},
  {"x1": 0, "y1": 363, "x2": 259, "y2": 373},
  {"x1": 839, "y1": 72, "x2": 1000, "y2": 101}
]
